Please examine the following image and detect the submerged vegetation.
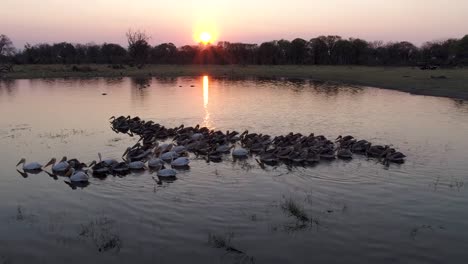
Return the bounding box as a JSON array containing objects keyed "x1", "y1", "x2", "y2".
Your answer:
[{"x1": 281, "y1": 198, "x2": 310, "y2": 222}]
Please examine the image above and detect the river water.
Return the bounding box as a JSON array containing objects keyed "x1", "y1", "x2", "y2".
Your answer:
[{"x1": 1, "y1": 76, "x2": 467, "y2": 263}]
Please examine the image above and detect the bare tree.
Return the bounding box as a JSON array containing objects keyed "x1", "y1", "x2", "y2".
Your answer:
[
  {"x1": 0, "y1": 34, "x2": 15, "y2": 73},
  {"x1": 126, "y1": 29, "x2": 150, "y2": 67},
  {"x1": 0, "y1": 34, "x2": 15, "y2": 56}
]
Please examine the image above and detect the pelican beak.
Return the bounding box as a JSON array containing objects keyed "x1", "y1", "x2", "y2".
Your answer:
[
  {"x1": 44, "y1": 158, "x2": 55, "y2": 168},
  {"x1": 16, "y1": 160, "x2": 23, "y2": 167},
  {"x1": 65, "y1": 169, "x2": 73, "y2": 177}
]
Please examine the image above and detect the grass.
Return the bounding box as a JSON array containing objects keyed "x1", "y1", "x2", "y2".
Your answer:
[
  {"x1": 1, "y1": 64, "x2": 468, "y2": 100},
  {"x1": 281, "y1": 197, "x2": 310, "y2": 222}
]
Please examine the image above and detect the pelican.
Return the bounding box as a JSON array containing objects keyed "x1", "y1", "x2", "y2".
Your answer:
[
  {"x1": 44, "y1": 156, "x2": 70, "y2": 173},
  {"x1": 161, "y1": 151, "x2": 179, "y2": 162},
  {"x1": 88, "y1": 160, "x2": 110, "y2": 174},
  {"x1": 232, "y1": 146, "x2": 248, "y2": 158},
  {"x1": 171, "y1": 157, "x2": 190, "y2": 167},
  {"x1": 68, "y1": 158, "x2": 89, "y2": 170},
  {"x1": 259, "y1": 152, "x2": 278, "y2": 164},
  {"x1": 98, "y1": 153, "x2": 118, "y2": 167},
  {"x1": 123, "y1": 147, "x2": 152, "y2": 161},
  {"x1": 157, "y1": 168, "x2": 177, "y2": 178},
  {"x1": 16, "y1": 158, "x2": 43, "y2": 171},
  {"x1": 111, "y1": 162, "x2": 130, "y2": 173},
  {"x1": 191, "y1": 133, "x2": 204, "y2": 140},
  {"x1": 65, "y1": 168, "x2": 89, "y2": 182},
  {"x1": 154, "y1": 143, "x2": 173, "y2": 156},
  {"x1": 148, "y1": 157, "x2": 164, "y2": 169},
  {"x1": 216, "y1": 144, "x2": 233, "y2": 153},
  {"x1": 128, "y1": 161, "x2": 146, "y2": 170},
  {"x1": 336, "y1": 148, "x2": 353, "y2": 159},
  {"x1": 172, "y1": 145, "x2": 187, "y2": 154},
  {"x1": 207, "y1": 152, "x2": 222, "y2": 162}
]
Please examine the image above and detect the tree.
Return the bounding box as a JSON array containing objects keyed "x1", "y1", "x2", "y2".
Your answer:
[
  {"x1": 126, "y1": 30, "x2": 150, "y2": 66},
  {"x1": 0, "y1": 34, "x2": 15, "y2": 56},
  {"x1": 53, "y1": 42, "x2": 76, "y2": 64},
  {"x1": 309, "y1": 37, "x2": 328, "y2": 64},
  {"x1": 290, "y1": 38, "x2": 308, "y2": 64},
  {"x1": 150, "y1": 43, "x2": 177, "y2": 64},
  {"x1": 101, "y1": 43, "x2": 127, "y2": 64},
  {"x1": 0, "y1": 34, "x2": 15, "y2": 64},
  {"x1": 457, "y1": 35, "x2": 468, "y2": 65},
  {"x1": 258, "y1": 41, "x2": 280, "y2": 64}
]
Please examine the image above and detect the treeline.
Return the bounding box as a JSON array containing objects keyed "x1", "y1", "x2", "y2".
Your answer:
[{"x1": 1, "y1": 33, "x2": 468, "y2": 66}]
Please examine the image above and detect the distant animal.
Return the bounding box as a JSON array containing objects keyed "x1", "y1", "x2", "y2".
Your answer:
[{"x1": 16, "y1": 158, "x2": 44, "y2": 171}]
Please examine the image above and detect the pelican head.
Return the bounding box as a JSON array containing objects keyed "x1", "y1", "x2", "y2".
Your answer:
[
  {"x1": 98, "y1": 152, "x2": 102, "y2": 162},
  {"x1": 16, "y1": 158, "x2": 26, "y2": 167},
  {"x1": 44, "y1": 158, "x2": 57, "y2": 168},
  {"x1": 60, "y1": 156, "x2": 67, "y2": 162}
]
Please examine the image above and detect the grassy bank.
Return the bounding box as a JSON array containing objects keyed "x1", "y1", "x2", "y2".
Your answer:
[{"x1": 1, "y1": 64, "x2": 468, "y2": 100}]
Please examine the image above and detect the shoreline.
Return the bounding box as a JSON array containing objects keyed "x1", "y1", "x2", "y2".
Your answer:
[{"x1": 1, "y1": 64, "x2": 467, "y2": 100}]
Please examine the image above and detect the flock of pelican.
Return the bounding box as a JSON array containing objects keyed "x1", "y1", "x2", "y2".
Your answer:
[
  {"x1": 15, "y1": 115, "x2": 406, "y2": 185},
  {"x1": 110, "y1": 116, "x2": 406, "y2": 166}
]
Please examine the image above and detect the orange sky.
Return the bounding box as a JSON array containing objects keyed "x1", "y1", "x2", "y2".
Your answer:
[{"x1": 1, "y1": 0, "x2": 467, "y2": 48}]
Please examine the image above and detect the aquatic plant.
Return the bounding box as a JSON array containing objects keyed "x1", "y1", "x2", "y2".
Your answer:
[
  {"x1": 281, "y1": 198, "x2": 309, "y2": 222},
  {"x1": 79, "y1": 217, "x2": 122, "y2": 253}
]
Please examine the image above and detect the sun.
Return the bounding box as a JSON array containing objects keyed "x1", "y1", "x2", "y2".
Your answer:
[{"x1": 199, "y1": 32, "x2": 212, "y2": 44}]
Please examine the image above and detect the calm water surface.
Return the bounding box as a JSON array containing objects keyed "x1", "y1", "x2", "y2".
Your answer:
[{"x1": 1, "y1": 77, "x2": 468, "y2": 263}]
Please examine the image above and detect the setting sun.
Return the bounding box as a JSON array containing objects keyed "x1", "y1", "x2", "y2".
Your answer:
[{"x1": 199, "y1": 32, "x2": 212, "y2": 44}]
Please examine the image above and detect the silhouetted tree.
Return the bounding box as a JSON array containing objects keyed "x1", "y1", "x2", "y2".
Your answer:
[
  {"x1": 0, "y1": 34, "x2": 15, "y2": 56},
  {"x1": 126, "y1": 30, "x2": 150, "y2": 66},
  {"x1": 456, "y1": 35, "x2": 468, "y2": 65},
  {"x1": 0, "y1": 34, "x2": 15, "y2": 64},
  {"x1": 52, "y1": 42, "x2": 76, "y2": 64},
  {"x1": 258, "y1": 41, "x2": 280, "y2": 64},
  {"x1": 309, "y1": 37, "x2": 329, "y2": 64},
  {"x1": 6, "y1": 33, "x2": 468, "y2": 66},
  {"x1": 290, "y1": 38, "x2": 308, "y2": 64},
  {"x1": 101, "y1": 43, "x2": 127, "y2": 64},
  {"x1": 150, "y1": 43, "x2": 177, "y2": 64}
]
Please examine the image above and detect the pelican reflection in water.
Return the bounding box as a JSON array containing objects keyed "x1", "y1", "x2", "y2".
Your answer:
[{"x1": 202, "y1": 75, "x2": 212, "y2": 128}]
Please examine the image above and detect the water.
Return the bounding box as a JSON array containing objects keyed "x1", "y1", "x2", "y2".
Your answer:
[{"x1": 1, "y1": 76, "x2": 468, "y2": 264}]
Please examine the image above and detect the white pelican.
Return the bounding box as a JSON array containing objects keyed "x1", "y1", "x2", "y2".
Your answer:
[
  {"x1": 232, "y1": 147, "x2": 248, "y2": 158},
  {"x1": 98, "y1": 153, "x2": 118, "y2": 167},
  {"x1": 171, "y1": 157, "x2": 190, "y2": 167},
  {"x1": 111, "y1": 162, "x2": 130, "y2": 173},
  {"x1": 88, "y1": 160, "x2": 110, "y2": 174},
  {"x1": 66, "y1": 168, "x2": 89, "y2": 182},
  {"x1": 161, "y1": 151, "x2": 179, "y2": 162},
  {"x1": 216, "y1": 144, "x2": 233, "y2": 153},
  {"x1": 148, "y1": 157, "x2": 164, "y2": 169},
  {"x1": 44, "y1": 156, "x2": 70, "y2": 172},
  {"x1": 191, "y1": 133, "x2": 204, "y2": 141},
  {"x1": 157, "y1": 168, "x2": 177, "y2": 177},
  {"x1": 154, "y1": 143, "x2": 173, "y2": 156},
  {"x1": 16, "y1": 158, "x2": 43, "y2": 171},
  {"x1": 172, "y1": 145, "x2": 187, "y2": 154},
  {"x1": 128, "y1": 161, "x2": 146, "y2": 170}
]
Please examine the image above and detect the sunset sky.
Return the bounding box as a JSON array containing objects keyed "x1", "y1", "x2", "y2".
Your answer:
[{"x1": 1, "y1": 0, "x2": 467, "y2": 48}]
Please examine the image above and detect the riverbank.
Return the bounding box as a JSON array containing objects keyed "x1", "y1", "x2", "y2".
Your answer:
[{"x1": 1, "y1": 64, "x2": 467, "y2": 100}]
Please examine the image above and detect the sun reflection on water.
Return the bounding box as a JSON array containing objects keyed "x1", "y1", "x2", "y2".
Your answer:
[{"x1": 202, "y1": 75, "x2": 212, "y2": 128}]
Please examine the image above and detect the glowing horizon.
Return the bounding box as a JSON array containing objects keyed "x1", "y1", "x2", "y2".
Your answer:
[{"x1": 1, "y1": 0, "x2": 467, "y2": 48}]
